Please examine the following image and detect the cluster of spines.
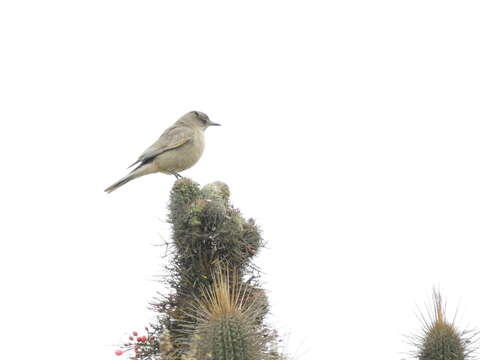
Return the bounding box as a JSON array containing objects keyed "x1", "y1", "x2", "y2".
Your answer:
[
  {"x1": 182, "y1": 267, "x2": 270, "y2": 360},
  {"x1": 410, "y1": 290, "x2": 478, "y2": 360}
]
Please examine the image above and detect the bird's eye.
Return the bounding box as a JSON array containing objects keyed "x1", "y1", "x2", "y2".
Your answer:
[{"x1": 193, "y1": 111, "x2": 208, "y2": 123}]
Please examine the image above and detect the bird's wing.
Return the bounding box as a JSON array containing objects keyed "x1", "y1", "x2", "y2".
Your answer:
[{"x1": 128, "y1": 125, "x2": 194, "y2": 168}]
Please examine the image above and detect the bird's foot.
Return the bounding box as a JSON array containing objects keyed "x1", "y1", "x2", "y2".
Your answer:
[{"x1": 172, "y1": 172, "x2": 183, "y2": 179}]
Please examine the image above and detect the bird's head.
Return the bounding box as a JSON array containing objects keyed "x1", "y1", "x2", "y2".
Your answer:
[{"x1": 181, "y1": 111, "x2": 221, "y2": 130}]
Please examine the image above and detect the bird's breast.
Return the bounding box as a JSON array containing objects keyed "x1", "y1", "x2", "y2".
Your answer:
[{"x1": 154, "y1": 129, "x2": 205, "y2": 173}]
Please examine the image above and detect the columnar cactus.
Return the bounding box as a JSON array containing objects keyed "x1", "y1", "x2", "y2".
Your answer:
[
  {"x1": 183, "y1": 269, "x2": 269, "y2": 360},
  {"x1": 410, "y1": 290, "x2": 477, "y2": 360},
  {"x1": 113, "y1": 178, "x2": 282, "y2": 360},
  {"x1": 211, "y1": 315, "x2": 250, "y2": 360},
  {"x1": 162, "y1": 179, "x2": 266, "y2": 353}
]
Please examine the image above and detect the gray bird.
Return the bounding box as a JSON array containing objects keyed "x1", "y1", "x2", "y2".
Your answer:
[{"x1": 105, "y1": 111, "x2": 220, "y2": 193}]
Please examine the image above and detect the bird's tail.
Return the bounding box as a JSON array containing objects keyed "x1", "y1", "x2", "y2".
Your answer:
[{"x1": 104, "y1": 164, "x2": 153, "y2": 193}]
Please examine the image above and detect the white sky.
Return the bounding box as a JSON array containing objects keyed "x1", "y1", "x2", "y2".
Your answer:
[{"x1": 1, "y1": 1, "x2": 479, "y2": 359}]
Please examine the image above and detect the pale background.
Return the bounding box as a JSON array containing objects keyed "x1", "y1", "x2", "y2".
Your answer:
[{"x1": 1, "y1": 1, "x2": 479, "y2": 359}]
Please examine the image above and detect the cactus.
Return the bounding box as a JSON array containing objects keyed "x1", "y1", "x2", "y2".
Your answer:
[
  {"x1": 113, "y1": 179, "x2": 480, "y2": 360},
  {"x1": 410, "y1": 289, "x2": 478, "y2": 360},
  {"x1": 212, "y1": 315, "x2": 249, "y2": 359},
  {"x1": 123, "y1": 178, "x2": 283, "y2": 360},
  {"x1": 182, "y1": 268, "x2": 269, "y2": 360}
]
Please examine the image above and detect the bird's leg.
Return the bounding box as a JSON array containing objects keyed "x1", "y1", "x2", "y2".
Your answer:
[{"x1": 167, "y1": 169, "x2": 183, "y2": 179}]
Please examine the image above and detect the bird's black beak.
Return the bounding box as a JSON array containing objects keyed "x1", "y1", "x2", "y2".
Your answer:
[{"x1": 208, "y1": 121, "x2": 221, "y2": 126}]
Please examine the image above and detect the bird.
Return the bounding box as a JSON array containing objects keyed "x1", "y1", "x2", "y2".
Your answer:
[{"x1": 105, "y1": 111, "x2": 220, "y2": 193}]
